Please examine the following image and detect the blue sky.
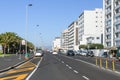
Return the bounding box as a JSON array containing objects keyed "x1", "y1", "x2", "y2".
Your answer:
[{"x1": 0, "y1": 0, "x2": 102, "y2": 49}]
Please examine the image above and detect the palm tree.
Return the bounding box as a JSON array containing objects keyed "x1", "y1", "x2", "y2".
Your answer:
[
  {"x1": 0, "y1": 32, "x2": 18, "y2": 54},
  {"x1": 0, "y1": 33, "x2": 8, "y2": 54},
  {"x1": 0, "y1": 32, "x2": 34, "y2": 54}
]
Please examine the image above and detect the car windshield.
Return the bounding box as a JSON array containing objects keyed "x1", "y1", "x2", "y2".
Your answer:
[
  {"x1": 68, "y1": 50, "x2": 74, "y2": 53},
  {"x1": 36, "y1": 50, "x2": 42, "y2": 53}
]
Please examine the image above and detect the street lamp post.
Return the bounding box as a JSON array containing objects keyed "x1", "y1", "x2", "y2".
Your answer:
[{"x1": 25, "y1": 4, "x2": 32, "y2": 59}]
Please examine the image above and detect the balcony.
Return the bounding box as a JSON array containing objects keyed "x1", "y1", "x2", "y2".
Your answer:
[
  {"x1": 115, "y1": 29, "x2": 120, "y2": 33},
  {"x1": 106, "y1": 9, "x2": 111, "y2": 14},
  {"x1": 114, "y1": 19, "x2": 120, "y2": 25},
  {"x1": 105, "y1": 3, "x2": 111, "y2": 8},
  {"x1": 115, "y1": 12, "x2": 120, "y2": 17},
  {"x1": 115, "y1": 37, "x2": 120, "y2": 41},
  {"x1": 105, "y1": 31, "x2": 111, "y2": 35},
  {"x1": 105, "y1": 39, "x2": 111, "y2": 42}
]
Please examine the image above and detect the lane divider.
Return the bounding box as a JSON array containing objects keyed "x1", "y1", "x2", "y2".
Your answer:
[
  {"x1": 26, "y1": 57, "x2": 43, "y2": 80},
  {"x1": 82, "y1": 76, "x2": 90, "y2": 80}
]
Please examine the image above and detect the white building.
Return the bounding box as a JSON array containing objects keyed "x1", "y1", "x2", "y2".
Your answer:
[
  {"x1": 103, "y1": 0, "x2": 120, "y2": 48},
  {"x1": 61, "y1": 29, "x2": 69, "y2": 50},
  {"x1": 78, "y1": 8, "x2": 103, "y2": 45},
  {"x1": 52, "y1": 37, "x2": 61, "y2": 51},
  {"x1": 68, "y1": 21, "x2": 79, "y2": 50}
]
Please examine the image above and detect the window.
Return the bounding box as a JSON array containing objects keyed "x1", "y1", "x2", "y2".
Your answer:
[{"x1": 96, "y1": 37, "x2": 100, "y2": 39}]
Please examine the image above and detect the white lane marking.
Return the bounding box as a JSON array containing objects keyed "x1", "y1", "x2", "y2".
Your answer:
[
  {"x1": 73, "y1": 70, "x2": 79, "y2": 74},
  {"x1": 26, "y1": 57, "x2": 43, "y2": 80},
  {"x1": 82, "y1": 76, "x2": 90, "y2": 80},
  {"x1": 68, "y1": 66, "x2": 72, "y2": 69},
  {"x1": 75, "y1": 59, "x2": 96, "y2": 67},
  {"x1": 61, "y1": 61, "x2": 64, "y2": 63},
  {"x1": 66, "y1": 64, "x2": 69, "y2": 67}
]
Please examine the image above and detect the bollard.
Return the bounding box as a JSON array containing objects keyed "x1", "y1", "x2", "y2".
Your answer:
[
  {"x1": 106, "y1": 58, "x2": 108, "y2": 69},
  {"x1": 112, "y1": 59, "x2": 115, "y2": 71},
  {"x1": 96, "y1": 57, "x2": 98, "y2": 66},
  {"x1": 100, "y1": 58, "x2": 102, "y2": 68}
]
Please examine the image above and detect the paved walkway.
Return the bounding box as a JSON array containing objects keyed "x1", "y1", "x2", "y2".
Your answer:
[{"x1": 0, "y1": 54, "x2": 33, "y2": 72}]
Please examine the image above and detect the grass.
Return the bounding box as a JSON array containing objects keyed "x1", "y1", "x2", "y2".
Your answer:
[{"x1": 0, "y1": 52, "x2": 14, "y2": 57}]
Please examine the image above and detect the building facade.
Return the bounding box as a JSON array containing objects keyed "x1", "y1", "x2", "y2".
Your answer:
[
  {"x1": 52, "y1": 37, "x2": 61, "y2": 51},
  {"x1": 61, "y1": 29, "x2": 69, "y2": 50},
  {"x1": 78, "y1": 8, "x2": 103, "y2": 45},
  {"x1": 68, "y1": 21, "x2": 79, "y2": 50},
  {"x1": 103, "y1": 0, "x2": 120, "y2": 48}
]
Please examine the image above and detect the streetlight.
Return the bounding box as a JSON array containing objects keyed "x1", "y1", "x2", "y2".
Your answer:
[
  {"x1": 34, "y1": 25, "x2": 39, "y2": 52},
  {"x1": 25, "y1": 4, "x2": 32, "y2": 59}
]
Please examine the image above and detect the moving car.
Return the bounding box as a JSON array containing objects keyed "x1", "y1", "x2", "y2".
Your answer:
[
  {"x1": 52, "y1": 51, "x2": 58, "y2": 54},
  {"x1": 34, "y1": 50, "x2": 44, "y2": 57}
]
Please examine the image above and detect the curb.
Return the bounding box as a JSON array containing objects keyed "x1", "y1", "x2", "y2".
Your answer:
[{"x1": 0, "y1": 57, "x2": 34, "y2": 73}]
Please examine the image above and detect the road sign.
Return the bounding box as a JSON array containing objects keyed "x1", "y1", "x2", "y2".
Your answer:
[{"x1": 22, "y1": 40, "x2": 25, "y2": 45}]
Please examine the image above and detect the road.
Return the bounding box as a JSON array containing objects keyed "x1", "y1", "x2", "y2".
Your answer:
[
  {"x1": 0, "y1": 53, "x2": 120, "y2": 80},
  {"x1": 0, "y1": 57, "x2": 41, "y2": 80},
  {"x1": 29, "y1": 53, "x2": 120, "y2": 80}
]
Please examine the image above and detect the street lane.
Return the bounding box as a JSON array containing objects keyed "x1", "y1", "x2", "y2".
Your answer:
[
  {"x1": 29, "y1": 53, "x2": 85, "y2": 80},
  {"x1": 29, "y1": 53, "x2": 120, "y2": 80},
  {"x1": 56, "y1": 54, "x2": 120, "y2": 80}
]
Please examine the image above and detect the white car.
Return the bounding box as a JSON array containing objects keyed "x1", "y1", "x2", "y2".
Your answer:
[
  {"x1": 34, "y1": 50, "x2": 43, "y2": 57},
  {"x1": 52, "y1": 51, "x2": 58, "y2": 54},
  {"x1": 81, "y1": 51, "x2": 88, "y2": 56}
]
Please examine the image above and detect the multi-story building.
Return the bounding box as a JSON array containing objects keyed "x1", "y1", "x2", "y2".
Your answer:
[
  {"x1": 78, "y1": 8, "x2": 103, "y2": 45},
  {"x1": 61, "y1": 29, "x2": 69, "y2": 50},
  {"x1": 68, "y1": 21, "x2": 79, "y2": 50},
  {"x1": 103, "y1": 0, "x2": 120, "y2": 48},
  {"x1": 52, "y1": 37, "x2": 61, "y2": 51}
]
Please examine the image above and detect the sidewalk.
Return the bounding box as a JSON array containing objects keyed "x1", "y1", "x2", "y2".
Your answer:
[{"x1": 0, "y1": 54, "x2": 34, "y2": 72}]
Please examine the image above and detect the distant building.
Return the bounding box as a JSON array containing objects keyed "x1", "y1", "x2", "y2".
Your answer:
[
  {"x1": 52, "y1": 37, "x2": 61, "y2": 51},
  {"x1": 61, "y1": 29, "x2": 69, "y2": 50},
  {"x1": 103, "y1": 0, "x2": 120, "y2": 48},
  {"x1": 78, "y1": 8, "x2": 103, "y2": 45},
  {"x1": 68, "y1": 21, "x2": 79, "y2": 50}
]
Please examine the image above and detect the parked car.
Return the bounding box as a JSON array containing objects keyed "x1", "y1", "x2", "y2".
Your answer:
[
  {"x1": 87, "y1": 50, "x2": 94, "y2": 57},
  {"x1": 74, "y1": 50, "x2": 81, "y2": 55},
  {"x1": 34, "y1": 50, "x2": 44, "y2": 57},
  {"x1": 66, "y1": 50, "x2": 75, "y2": 56},
  {"x1": 81, "y1": 51, "x2": 88, "y2": 56}
]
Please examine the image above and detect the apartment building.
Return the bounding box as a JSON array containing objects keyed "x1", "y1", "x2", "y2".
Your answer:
[
  {"x1": 52, "y1": 37, "x2": 61, "y2": 51},
  {"x1": 68, "y1": 21, "x2": 79, "y2": 50},
  {"x1": 103, "y1": 0, "x2": 120, "y2": 48},
  {"x1": 61, "y1": 29, "x2": 69, "y2": 50},
  {"x1": 78, "y1": 8, "x2": 103, "y2": 45}
]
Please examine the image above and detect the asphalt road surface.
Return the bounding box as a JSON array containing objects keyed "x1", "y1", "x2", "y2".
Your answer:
[{"x1": 29, "y1": 53, "x2": 120, "y2": 80}]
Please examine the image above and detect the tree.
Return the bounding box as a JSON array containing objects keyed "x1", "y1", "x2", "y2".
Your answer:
[
  {"x1": 0, "y1": 32, "x2": 21, "y2": 54},
  {"x1": 87, "y1": 43, "x2": 104, "y2": 49},
  {"x1": 79, "y1": 43, "x2": 104, "y2": 50},
  {"x1": 79, "y1": 45, "x2": 87, "y2": 49},
  {"x1": 0, "y1": 32, "x2": 34, "y2": 54}
]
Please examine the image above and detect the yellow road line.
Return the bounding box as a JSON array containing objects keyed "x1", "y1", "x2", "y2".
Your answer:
[
  {"x1": 0, "y1": 74, "x2": 28, "y2": 80},
  {"x1": 6, "y1": 67, "x2": 34, "y2": 74},
  {"x1": 18, "y1": 61, "x2": 36, "y2": 68}
]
